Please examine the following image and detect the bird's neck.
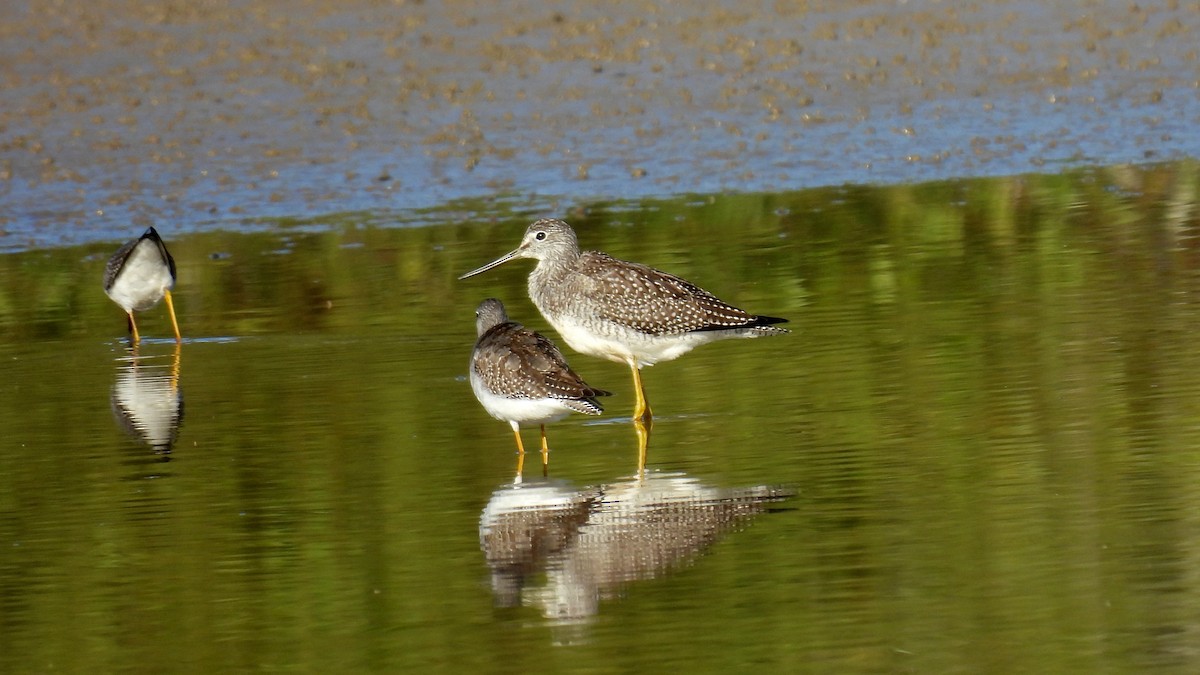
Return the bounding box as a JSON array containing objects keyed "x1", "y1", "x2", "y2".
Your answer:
[
  {"x1": 529, "y1": 249, "x2": 580, "y2": 312},
  {"x1": 530, "y1": 248, "x2": 578, "y2": 284}
]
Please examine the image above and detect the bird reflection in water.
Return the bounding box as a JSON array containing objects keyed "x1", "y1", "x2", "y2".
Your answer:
[
  {"x1": 479, "y1": 470, "x2": 791, "y2": 623},
  {"x1": 110, "y1": 341, "x2": 183, "y2": 455}
]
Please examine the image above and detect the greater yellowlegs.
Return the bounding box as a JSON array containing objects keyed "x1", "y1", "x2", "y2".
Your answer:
[
  {"x1": 460, "y1": 219, "x2": 788, "y2": 423},
  {"x1": 103, "y1": 227, "x2": 181, "y2": 343},
  {"x1": 470, "y1": 298, "x2": 611, "y2": 473}
]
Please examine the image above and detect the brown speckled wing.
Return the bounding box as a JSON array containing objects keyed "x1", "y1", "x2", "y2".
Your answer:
[
  {"x1": 577, "y1": 252, "x2": 775, "y2": 335},
  {"x1": 474, "y1": 322, "x2": 610, "y2": 410},
  {"x1": 103, "y1": 237, "x2": 139, "y2": 291}
]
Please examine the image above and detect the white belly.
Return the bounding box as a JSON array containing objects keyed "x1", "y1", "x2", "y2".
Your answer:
[
  {"x1": 106, "y1": 244, "x2": 174, "y2": 311},
  {"x1": 470, "y1": 369, "x2": 573, "y2": 426},
  {"x1": 551, "y1": 317, "x2": 714, "y2": 368}
]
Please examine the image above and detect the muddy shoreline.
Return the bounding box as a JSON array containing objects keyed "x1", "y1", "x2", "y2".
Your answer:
[{"x1": 1, "y1": 0, "x2": 1197, "y2": 250}]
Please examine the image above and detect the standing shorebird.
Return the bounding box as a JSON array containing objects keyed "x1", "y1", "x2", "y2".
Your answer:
[
  {"x1": 460, "y1": 219, "x2": 787, "y2": 423},
  {"x1": 470, "y1": 298, "x2": 611, "y2": 474},
  {"x1": 103, "y1": 226, "x2": 181, "y2": 343}
]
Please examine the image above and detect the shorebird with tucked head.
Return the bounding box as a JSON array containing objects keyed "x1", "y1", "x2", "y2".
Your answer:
[
  {"x1": 470, "y1": 298, "x2": 611, "y2": 474},
  {"x1": 103, "y1": 226, "x2": 181, "y2": 343}
]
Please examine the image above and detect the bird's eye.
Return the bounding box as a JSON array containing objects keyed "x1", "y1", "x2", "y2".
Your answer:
[{"x1": 535, "y1": 231, "x2": 546, "y2": 241}]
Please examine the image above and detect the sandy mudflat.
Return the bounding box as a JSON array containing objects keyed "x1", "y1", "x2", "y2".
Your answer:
[{"x1": 1, "y1": 0, "x2": 1198, "y2": 249}]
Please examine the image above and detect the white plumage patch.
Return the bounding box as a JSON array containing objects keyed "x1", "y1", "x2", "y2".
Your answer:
[
  {"x1": 469, "y1": 376, "x2": 582, "y2": 426},
  {"x1": 105, "y1": 238, "x2": 175, "y2": 312}
]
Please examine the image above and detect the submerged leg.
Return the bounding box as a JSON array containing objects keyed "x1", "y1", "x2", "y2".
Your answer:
[
  {"x1": 164, "y1": 289, "x2": 181, "y2": 343},
  {"x1": 629, "y1": 360, "x2": 653, "y2": 423},
  {"x1": 634, "y1": 415, "x2": 652, "y2": 480},
  {"x1": 170, "y1": 341, "x2": 182, "y2": 393},
  {"x1": 539, "y1": 425, "x2": 550, "y2": 476},
  {"x1": 127, "y1": 311, "x2": 141, "y2": 343}
]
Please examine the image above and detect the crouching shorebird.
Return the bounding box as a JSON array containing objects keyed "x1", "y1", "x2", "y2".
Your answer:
[
  {"x1": 460, "y1": 219, "x2": 787, "y2": 424},
  {"x1": 104, "y1": 226, "x2": 181, "y2": 343},
  {"x1": 470, "y1": 298, "x2": 611, "y2": 474}
]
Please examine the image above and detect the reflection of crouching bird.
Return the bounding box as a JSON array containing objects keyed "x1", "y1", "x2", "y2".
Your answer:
[
  {"x1": 111, "y1": 345, "x2": 184, "y2": 454},
  {"x1": 103, "y1": 226, "x2": 181, "y2": 343},
  {"x1": 469, "y1": 298, "x2": 611, "y2": 472}
]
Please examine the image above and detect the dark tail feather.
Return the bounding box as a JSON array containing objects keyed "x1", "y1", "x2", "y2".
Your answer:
[
  {"x1": 752, "y1": 315, "x2": 788, "y2": 327},
  {"x1": 562, "y1": 397, "x2": 608, "y2": 415},
  {"x1": 693, "y1": 314, "x2": 788, "y2": 332}
]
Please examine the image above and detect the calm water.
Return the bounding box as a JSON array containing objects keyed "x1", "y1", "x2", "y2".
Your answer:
[{"x1": 5, "y1": 163, "x2": 1200, "y2": 672}]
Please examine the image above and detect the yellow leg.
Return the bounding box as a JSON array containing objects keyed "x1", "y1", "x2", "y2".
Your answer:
[
  {"x1": 164, "y1": 290, "x2": 181, "y2": 343},
  {"x1": 127, "y1": 311, "x2": 140, "y2": 343},
  {"x1": 540, "y1": 425, "x2": 550, "y2": 476},
  {"x1": 512, "y1": 424, "x2": 527, "y2": 478},
  {"x1": 629, "y1": 361, "x2": 652, "y2": 423}
]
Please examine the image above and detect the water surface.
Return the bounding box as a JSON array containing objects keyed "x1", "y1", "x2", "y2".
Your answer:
[{"x1": 4, "y1": 163, "x2": 1200, "y2": 672}]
